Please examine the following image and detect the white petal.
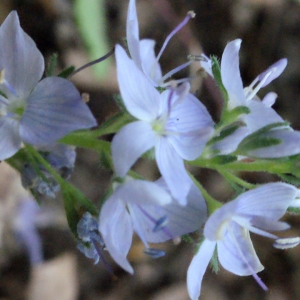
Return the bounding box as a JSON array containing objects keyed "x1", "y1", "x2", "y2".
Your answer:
[
  {"x1": 140, "y1": 39, "x2": 162, "y2": 83},
  {"x1": 187, "y1": 239, "x2": 216, "y2": 300},
  {"x1": 115, "y1": 179, "x2": 172, "y2": 206},
  {"x1": 166, "y1": 91, "x2": 214, "y2": 160},
  {"x1": 217, "y1": 223, "x2": 264, "y2": 275},
  {"x1": 155, "y1": 137, "x2": 191, "y2": 205},
  {"x1": 0, "y1": 116, "x2": 21, "y2": 160},
  {"x1": 0, "y1": 11, "x2": 44, "y2": 100},
  {"x1": 99, "y1": 196, "x2": 134, "y2": 273},
  {"x1": 126, "y1": 0, "x2": 142, "y2": 68},
  {"x1": 112, "y1": 121, "x2": 155, "y2": 177},
  {"x1": 20, "y1": 77, "x2": 96, "y2": 145},
  {"x1": 221, "y1": 39, "x2": 246, "y2": 108},
  {"x1": 257, "y1": 58, "x2": 287, "y2": 88},
  {"x1": 247, "y1": 129, "x2": 300, "y2": 158},
  {"x1": 204, "y1": 200, "x2": 238, "y2": 241},
  {"x1": 139, "y1": 178, "x2": 208, "y2": 243},
  {"x1": 115, "y1": 45, "x2": 161, "y2": 121},
  {"x1": 243, "y1": 100, "x2": 284, "y2": 132},
  {"x1": 236, "y1": 182, "x2": 297, "y2": 220},
  {"x1": 212, "y1": 126, "x2": 250, "y2": 155}
]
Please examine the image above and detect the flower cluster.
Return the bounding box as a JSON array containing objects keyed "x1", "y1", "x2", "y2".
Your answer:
[{"x1": 2, "y1": 2, "x2": 300, "y2": 300}]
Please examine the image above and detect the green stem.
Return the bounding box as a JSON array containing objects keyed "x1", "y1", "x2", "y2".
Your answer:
[
  {"x1": 190, "y1": 174, "x2": 222, "y2": 215},
  {"x1": 218, "y1": 170, "x2": 256, "y2": 190}
]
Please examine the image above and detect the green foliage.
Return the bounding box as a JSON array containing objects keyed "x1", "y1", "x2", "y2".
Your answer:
[{"x1": 74, "y1": 0, "x2": 111, "y2": 79}]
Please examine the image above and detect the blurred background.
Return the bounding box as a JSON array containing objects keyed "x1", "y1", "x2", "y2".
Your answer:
[{"x1": 1, "y1": 0, "x2": 300, "y2": 299}]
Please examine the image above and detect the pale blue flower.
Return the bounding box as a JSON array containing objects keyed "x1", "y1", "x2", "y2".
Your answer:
[
  {"x1": 0, "y1": 11, "x2": 97, "y2": 160},
  {"x1": 126, "y1": 0, "x2": 193, "y2": 86},
  {"x1": 99, "y1": 177, "x2": 207, "y2": 273},
  {"x1": 202, "y1": 39, "x2": 300, "y2": 157},
  {"x1": 112, "y1": 45, "x2": 214, "y2": 204},
  {"x1": 187, "y1": 183, "x2": 299, "y2": 300}
]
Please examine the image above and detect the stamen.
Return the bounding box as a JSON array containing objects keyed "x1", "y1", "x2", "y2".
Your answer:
[
  {"x1": 92, "y1": 239, "x2": 115, "y2": 275},
  {"x1": 153, "y1": 215, "x2": 168, "y2": 232},
  {"x1": 187, "y1": 54, "x2": 208, "y2": 62},
  {"x1": 71, "y1": 48, "x2": 115, "y2": 77},
  {"x1": 245, "y1": 71, "x2": 272, "y2": 101},
  {"x1": 151, "y1": 11, "x2": 195, "y2": 78},
  {"x1": 0, "y1": 69, "x2": 18, "y2": 97},
  {"x1": 229, "y1": 230, "x2": 268, "y2": 291},
  {"x1": 137, "y1": 205, "x2": 173, "y2": 239},
  {"x1": 273, "y1": 237, "x2": 300, "y2": 249},
  {"x1": 159, "y1": 61, "x2": 192, "y2": 84},
  {"x1": 144, "y1": 247, "x2": 165, "y2": 259}
]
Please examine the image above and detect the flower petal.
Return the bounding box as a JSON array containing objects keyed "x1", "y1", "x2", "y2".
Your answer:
[
  {"x1": 236, "y1": 182, "x2": 297, "y2": 220},
  {"x1": 155, "y1": 137, "x2": 192, "y2": 205},
  {"x1": 166, "y1": 91, "x2": 214, "y2": 160},
  {"x1": 187, "y1": 239, "x2": 216, "y2": 300},
  {"x1": 257, "y1": 58, "x2": 287, "y2": 88},
  {"x1": 99, "y1": 195, "x2": 134, "y2": 273},
  {"x1": 140, "y1": 39, "x2": 162, "y2": 83},
  {"x1": 116, "y1": 179, "x2": 172, "y2": 206},
  {"x1": 126, "y1": 0, "x2": 142, "y2": 68},
  {"x1": 217, "y1": 223, "x2": 264, "y2": 276},
  {"x1": 20, "y1": 77, "x2": 96, "y2": 145},
  {"x1": 221, "y1": 39, "x2": 246, "y2": 108},
  {"x1": 0, "y1": 11, "x2": 44, "y2": 100},
  {"x1": 246, "y1": 129, "x2": 300, "y2": 158},
  {"x1": 212, "y1": 126, "x2": 250, "y2": 155},
  {"x1": 243, "y1": 100, "x2": 284, "y2": 132},
  {"x1": 115, "y1": 44, "x2": 161, "y2": 121},
  {"x1": 140, "y1": 178, "x2": 208, "y2": 243},
  {"x1": 112, "y1": 121, "x2": 155, "y2": 177},
  {"x1": 0, "y1": 116, "x2": 21, "y2": 160}
]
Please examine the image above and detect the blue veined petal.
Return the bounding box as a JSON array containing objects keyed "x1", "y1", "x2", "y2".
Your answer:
[
  {"x1": 138, "y1": 178, "x2": 207, "y2": 243},
  {"x1": 212, "y1": 126, "x2": 250, "y2": 155},
  {"x1": 204, "y1": 200, "x2": 238, "y2": 241},
  {"x1": 116, "y1": 179, "x2": 172, "y2": 206},
  {"x1": 235, "y1": 182, "x2": 298, "y2": 220},
  {"x1": 19, "y1": 76, "x2": 96, "y2": 146},
  {"x1": 155, "y1": 136, "x2": 192, "y2": 205},
  {"x1": 0, "y1": 11, "x2": 44, "y2": 100},
  {"x1": 126, "y1": 0, "x2": 142, "y2": 68},
  {"x1": 99, "y1": 195, "x2": 134, "y2": 274},
  {"x1": 220, "y1": 39, "x2": 246, "y2": 108},
  {"x1": 257, "y1": 58, "x2": 287, "y2": 88},
  {"x1": 166, "y1": 91, "x2": 214, "y2": 160},
  {"x1": 246, "y1": 215, "x2": 290, "y2": 232},
  {"x1": 217, "y1": 223, "x2": 264, "y2": 276},
  {"x1": 246, "y1": 129, "x2": 300, "y2": 158},
  {"x1": 112, "y1": 121, "x2": 155, "y2": 177},
  {"x1": 0, "y1": 116, "x2": 22, "y2": 160},
  {"x1": 115, "y1": 45, "x2": 161, "y2": 122},
  {"x1": 243, "y1": 100, "x2": 284, "y2": 133},
  {"x1": 139, "y1": 39, "x2": 162, "y2": 83},
  {"x1": 187, "y1": 239, "x2": 216, "y2": 300}
]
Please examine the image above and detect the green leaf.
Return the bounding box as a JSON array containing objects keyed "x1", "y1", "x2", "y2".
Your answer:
[
  {"x1": 211, "y1": 56, "x2": 228, "y2": 104},
  {"x1": 46, "y1": 53, "x2": 58, "y2": 77},
  {"x1": 58, "y1": 66, "x2": 76, "y2": 78},
  {"x1": 221, "y1": 105, "x2": 250, "y2": 125},
  {"x1": 210, "y1": 246, "x2": 219, "y2": 274},
  {"x1": 237, "y1": 136, "x2": 282, "y2": 153},
  {"x1": 288, "y1": 206, "x2": 300, "y2": 214}
]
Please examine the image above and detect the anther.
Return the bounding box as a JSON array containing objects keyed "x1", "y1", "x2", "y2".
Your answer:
[
  {"x1": 273, "y1": 237, "x2": 300, "y2": 249},
  {"x1": 144, "y1": 248, "x2": 165, "y2": 259}
]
